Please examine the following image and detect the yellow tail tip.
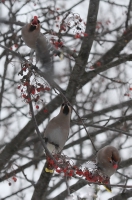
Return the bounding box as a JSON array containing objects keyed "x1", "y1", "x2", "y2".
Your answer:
[
  {"x1": 45, "y1": 167, "x2": 54, "y2": 173},
  {"x1": 59, "y1": 53, "x2": 64, "y2": 60},
  {"x1": 103, "y1": 185, "x2": 112, "y2": 192}
]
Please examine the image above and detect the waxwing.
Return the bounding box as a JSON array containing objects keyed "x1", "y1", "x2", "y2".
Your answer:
[
  {"x1": 43, "y1": 103, "x2": 72, "y2": 172},
  {"x1": 44, "y1": 103, "x2": 71, "y2": 153},
  {"x1": 96, "y1": 145, "x2": 120, "y2": 192},
  {"x1": 22, "y1": 16, "x2": 62, "y2": 74}
]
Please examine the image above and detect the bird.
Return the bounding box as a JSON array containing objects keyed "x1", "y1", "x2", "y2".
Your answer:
[
  {"x1": 21, "y1": 16, "x2": 63, "y2": 74},
  {"x1": 43, "y1": 102, "x2": 72, "y2": 173},
  {"x1": 96, "y1": 145, "x2": 120, "y2": 192}
]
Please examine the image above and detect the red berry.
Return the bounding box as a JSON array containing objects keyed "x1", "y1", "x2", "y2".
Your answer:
[
  {"x1": 14, "y1": 44, "x2": 18, "y2": 48},
  {"x1": 17, "y1": 85, "x2": 21, "y2": 89},
  {"x1": 96, "y1": 61, "x2": 101, "y2": 67},
  {"x1": 36, "y1": 105, "x2": 39, "y2": 109},
  {"x1": 12, "y1": 176, "x2": 17, "y2": 182},
  {"x1": 23, "y1": 94, "x2": 27, "y2": 99},
  {"x1": 44, "y1": 109, "x2": 48, "y2": 113},
  {"x1": 74, "y1": 33, "x2": 81, "y2": 39},
  {"x1": 45, "y1": 87, "x2": 50, "y2": 91},
  {"x1": 23, "y1": 82, "x2": 29, "y2": 86},
  {"x1": 37, "y1": 88, "x2": 41, "y2": 92},
  {"x1": 56, "y1": 169, "x2": 61, "y2": 173},
  {"x1": 30, "y1": 86, "x2": 36, "y2": 95},
  {"x1": 83, "y1": 32, "x2": 88, "y2": 37}
]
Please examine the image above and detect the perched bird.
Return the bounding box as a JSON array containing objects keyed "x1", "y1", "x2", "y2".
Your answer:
[
  {"x1": 96, "y1": 145, "x2": 120, "y2": 192},
  {"x1": 43, "y1": 102, "x2": 72, "y2": 172},
  {"x1": 22, "y1": 16, "x2": 62, "y2": 74}
]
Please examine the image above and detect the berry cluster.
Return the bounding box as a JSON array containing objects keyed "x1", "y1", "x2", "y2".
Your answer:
[
  {"x1": 48, "y1": 12, "x2": 88, "y2": 53},
  {"x1": 51, "y1": 38, "x2": 63, "y2": 49},
  {"x1": 46, "y1": 154, "x2": 109, "y2": 185},
  {"x1": 10, "y1": 44, "x2": 18, "y2": 51},
  {"x1": 54, "y1": 12, "x2": 88, "y2": 38},
  {"x1": 18, "y1": 62, "x2": 50, "y2": 109},
  {"x1": 8, "y1": 176, "x2": 17, "y2": 186},
  {"x1": 65, "y1": 13, "x2": 86, "y2": 33},
  {"x1": 124, "y1": 80, "x2": 132, "y2": 98}
]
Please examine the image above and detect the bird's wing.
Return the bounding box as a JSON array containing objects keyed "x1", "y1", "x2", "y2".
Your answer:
[{"x1": 35, "y1": 33, "x2": 53, "y2": 73}]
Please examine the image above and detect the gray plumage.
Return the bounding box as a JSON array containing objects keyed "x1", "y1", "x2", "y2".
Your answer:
[
  {"x1": 44, "y1": 103, "x2": 72, "y2": 153},
  {"x1": 96, "y1": 145, "x2": 120, "y2": 192},
  {"x1": 96, "y1": 145, "x2": 120, "y2": 177},
  {"x1": 21, "y1": 16, "x2": 61, "y2": 74}
]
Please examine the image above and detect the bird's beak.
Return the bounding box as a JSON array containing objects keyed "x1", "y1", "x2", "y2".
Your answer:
[{"x1": 31, "y1": 16, "x2": 39, "y2": 26}]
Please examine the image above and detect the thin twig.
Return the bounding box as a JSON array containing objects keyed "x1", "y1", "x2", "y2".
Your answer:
[
  {"x1": 125, "y1": 0, "x2": 132, "y2": 29},
  {"x1": 32, "y1": 66, "x2": 97, "y2": 152},
  {"x1": 77, "y1": 177, "x2": 132, "y2": 189},
  {"x1": 28, "y1": 90, "x2": 58, "y2": 164},
  {"x1": 98, "y1": 73, "x2": 128, "y2": 85},
  {"x1": 21, "y1": 169, "x2": 35, "y2": 186},
  {"x1": 65, "y1": 176, "x2": 70, "y2": 196},
  {"x1": 83, "y1": 123, "x2": 132, "y2": 137},
  {"x1": 1, "y1": 185, "x2": 32, "y2": 200}
]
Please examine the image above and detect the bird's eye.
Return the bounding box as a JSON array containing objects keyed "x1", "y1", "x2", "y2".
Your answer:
[
  {"x1": 109, "y1": 160, "x2": 112, "y2": 164},
  {"x1": 62, "y1": 103, "x2": 65, "y2": 107},
  {"x1": 38, "y1": 20, "x2": 40, "y2": 23}
]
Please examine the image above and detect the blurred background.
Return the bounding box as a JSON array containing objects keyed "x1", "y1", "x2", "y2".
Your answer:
[{"x1": 0, "y1": 0, "x2": 132, "y2": 199}]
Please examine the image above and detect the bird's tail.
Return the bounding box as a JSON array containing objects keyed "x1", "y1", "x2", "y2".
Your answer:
[
  {"x1": 45, "y1": 168, "x2": 54, "y2": 173},
  {"x1": 45, "y1": 160, "x2": 54, "y2": 173},
  {"x1": 103, "y1": 182, "x2": 111, "y2": 192}
]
